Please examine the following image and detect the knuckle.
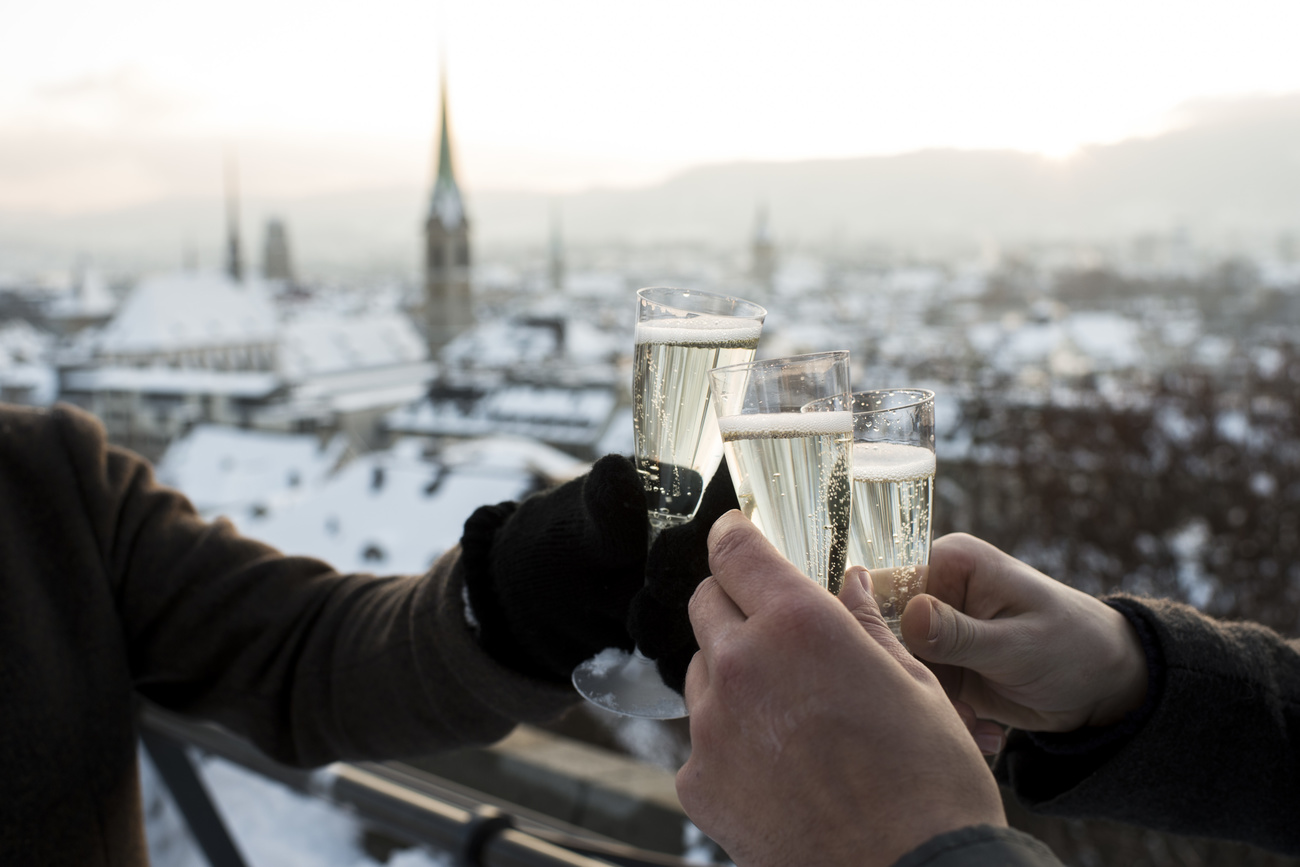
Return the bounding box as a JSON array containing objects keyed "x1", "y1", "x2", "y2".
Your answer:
[
  {"x1": 707, "y1": 518, "x2": 761, "y2": 568},
  {"x1": 945, "y1": 611, "x2": 978, "y2": 660},
  {"x1": 687, "y1": 576, "x2": 721, "y2": 620}
]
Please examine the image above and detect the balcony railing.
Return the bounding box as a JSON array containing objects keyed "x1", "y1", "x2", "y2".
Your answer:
[{"x1": 139, "y1": 705, "x2": 696, "y2": 867}]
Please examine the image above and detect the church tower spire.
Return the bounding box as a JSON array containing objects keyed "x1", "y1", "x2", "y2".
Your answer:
[
  {"x1": 423, "y1": 63, "x2": 473, "y2": 357},
  {"x1": 225, "y1": 148, "x2": 244, "y2": 282}
]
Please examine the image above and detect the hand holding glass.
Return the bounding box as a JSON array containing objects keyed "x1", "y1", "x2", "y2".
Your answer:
[{"x1": 571, "y1": 286, "x2": 766, "y2": 719}]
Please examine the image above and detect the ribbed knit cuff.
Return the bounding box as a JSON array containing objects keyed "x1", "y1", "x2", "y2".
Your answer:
[
  {"x1": 893, "y1": 825, "x2": 1064, "y2": 867},
  {"x1": 1023, "y1": 596, "x2": 1165, "y2": 757}
]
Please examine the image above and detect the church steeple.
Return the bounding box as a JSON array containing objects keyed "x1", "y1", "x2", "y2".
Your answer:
[
  {"x1": 428, "y1": 71, "x2": 466, "y2": 230},
  {"x1": 225, "y1": 148, "x2": 243, "y2": 282},
  {"x1": 422, "y1": 62, "x2": 473, "y2": 357}
]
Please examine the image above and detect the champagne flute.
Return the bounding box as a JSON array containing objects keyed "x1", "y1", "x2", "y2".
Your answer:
[
  {"x1": 571, "y1": 286, "x2": 767, "y2": 719},
  {"x1": 707, "y1": 351, "x2": 854, "y2": 592},
  {"x1": 815, "y1": 389, "x2": 935, "y2": 637}
]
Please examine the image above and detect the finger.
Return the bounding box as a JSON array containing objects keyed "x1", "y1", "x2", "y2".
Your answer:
[
  {"x1": 687, "y1": 575, "x2": 746, "y2": 659},
  {"x1": 921, "y1": 533, "x2": 983, "y2": 611},
  {"x1": 952, "y1": 699, "x2": 978, "y2": 732},
  {"x1": 906, "y1": 594, "x2": 1014, "y2": 672},
  {"x1": 836, "y1": 566, "x2": 883, "y2": 628},
  {"x1": 842, "y1": 567, "x2": 933, "y2": 677},
  {"x1": 951, "y1": 700, "x2": 1005, "y2": 755},
  {"x1": 583, "y1": 455, "x2": 650, "y2": 555},
  {"x1": 706, "y1": 510, "x2": 820, "y2": 616},
  {"x1": 971, "y1": 720, "x2": 1006, "y2": 756},
  {"x1": 683, "y1": 649, "x2": 708, "y2": 713}
]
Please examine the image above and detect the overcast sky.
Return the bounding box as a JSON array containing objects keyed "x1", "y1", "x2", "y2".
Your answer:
[{"x1": 4, "y1": 0, "x2": 1300, "y2": 213}]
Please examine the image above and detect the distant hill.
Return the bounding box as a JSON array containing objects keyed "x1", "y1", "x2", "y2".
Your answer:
[{"x1": 4, "y1": 93, "x2": 1299, "y2": 275}]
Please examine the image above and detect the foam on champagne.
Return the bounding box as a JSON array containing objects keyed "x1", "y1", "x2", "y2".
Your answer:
[
  {"x1": 718, "y1": 410, "x2": 854, "y2": 440},
  {"x1": 851, "y1": 442, "x2": 936, "y2": 481},
  {"x1": 636, "y1": 316, "x2": 763, "y2": 348}
]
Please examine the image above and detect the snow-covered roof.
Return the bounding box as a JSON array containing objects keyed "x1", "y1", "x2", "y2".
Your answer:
[
  {"x1": 288, "y1": 360, "x2": 436, "y2": 415},
  {"x1": 387, "y1": 384, "x2": 619, "y2": 446},
  {"x1": 47, "y1": 267, "x2": 116, "y2": 320},
  {"x1": 61, "y1": 366, "x2": 281, "y2": 397},
  {"x1": 232, "y1": 448, "x2": 530, "y2": 574},
  {"x1": 279, "y1": 311, "x2": 427, "y2": 380},
  {"x1": 156, "y1": 425, "x2": 346, "y2": 516},
  {"x1": 440, "y1": 317, "x2": 624, "y2": 369},
  {"x1": 439, "y1": 434, "x2": 590, "y2": 482},
  {"x1": 96, "y1": 271, "x2": 278, "y2": 356},
  {"x1": 967, "y1": 310, "x2": 1145, "y2": 375},
  {"x1": 0, "y1": 320, "x2": 52, "y2": 367}
]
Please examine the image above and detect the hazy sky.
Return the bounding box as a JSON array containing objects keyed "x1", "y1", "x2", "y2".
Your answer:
[{"x1": 4, "y1": 0, "x2": 1300, "y2": 213}]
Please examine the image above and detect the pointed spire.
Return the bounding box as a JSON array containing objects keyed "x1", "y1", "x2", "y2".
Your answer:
[
  {"x1": 436, "y1": 71, "x2": 456, "y2": 186},
  {"x1": 224, "y1": 147, "x2": 243, "y2": 281},
  {"x1": 428, "y1": 61, "x2": 466, "y2": 228}
]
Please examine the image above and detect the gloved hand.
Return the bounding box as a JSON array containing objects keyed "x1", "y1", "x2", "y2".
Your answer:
[
  {"x1": 626, "y1": 459, "x2": 740, "y2": 694},
  {"x1": 459, "y1": 454, "x2": 649, "y2": 683}
]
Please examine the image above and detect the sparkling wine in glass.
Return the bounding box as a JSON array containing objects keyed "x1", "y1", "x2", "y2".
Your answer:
[
  {"x1": 831, "y1": 389, "x2": 936, "y2": 637},
  {"x1": 634, "y1": 287, "x2": 766, "y2": 532},
  {"x1": 708, "y1": 351, "x2": 854, "y2": 593},
  {"x1": 571, "y1": 286, "x2": 766, "y2": 719}
]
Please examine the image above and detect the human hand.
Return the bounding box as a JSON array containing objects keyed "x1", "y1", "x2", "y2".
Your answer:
[
  {"x1": 626, "y1": 460, "x2": 739, "y2": 693},
  {"x1": 678, "y1": 512, "x2": 1005, "y2": 867},
  {"x1": 459, "y1": 454, "x2": 649, "y2": 683},
  {"x1": 899, "y1": 532, "x2": 1149, "y2": 737}
]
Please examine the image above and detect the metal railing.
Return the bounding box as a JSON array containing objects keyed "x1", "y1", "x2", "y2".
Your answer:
[{"x1": 139, "y1": 705, "x2": 698, "y2": 867}]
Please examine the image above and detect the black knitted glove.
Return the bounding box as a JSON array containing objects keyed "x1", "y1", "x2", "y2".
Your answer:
[
  {"x1": 626, "y1": 459, "x2": 740, "y2": 694},
  {"x1": 460, "y1": 454, "x2": 650, "y2": 684}
]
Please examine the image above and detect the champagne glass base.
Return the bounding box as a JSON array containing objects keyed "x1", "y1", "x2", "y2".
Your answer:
[{"x1": 572, "y1": 648, "x2": 688, "y2": 720}]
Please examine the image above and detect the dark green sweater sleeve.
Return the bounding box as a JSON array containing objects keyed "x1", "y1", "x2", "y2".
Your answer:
[
  {"x1": 996, "y1": 594, "x2": 1300, "y2": 855},
  {"x1": 51, "y1": 403, "x2": 577, "y2": 766}
]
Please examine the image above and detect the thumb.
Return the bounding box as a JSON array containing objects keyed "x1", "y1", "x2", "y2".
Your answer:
[{"x1": 903, "y1": 594, "x2": 1007, "y2": 671}]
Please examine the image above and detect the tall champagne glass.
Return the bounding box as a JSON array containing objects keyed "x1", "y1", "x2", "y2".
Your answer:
[
  {"x1": 634, "y1": 286, "x2": 767, "y2": 532},
  {"x1": 571, "y1": 287, "x2": 767, "y2": 719},
  {"x1": 818, "y1": 389, "x2": 935, "y2": 637},
  {"x1": 707, "y1": 351, "x2": 854, "y2": 593}
]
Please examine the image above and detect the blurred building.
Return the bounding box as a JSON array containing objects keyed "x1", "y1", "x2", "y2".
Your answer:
[
  {"x1": 750, "y1": 204, "x2": 776, "y2": 300},
  {"x1": 58, "y1": 271, "x2": 282, "y2": 459},
  {"x1": 422, "y1": 73, "x2": 473, "y2": 358},
  {"x1": 45, "y1": 262, "x2": 117, "y2": 336},
  {"x1": 548, "y1": 208, "x2": 565, "y2": 294},
  {"x1": 262, "y1": 218, "x2": 296, "y2": 284},
  {"x1": 58, "y1": 270, "x2": 434, "y2": 460},
  {"x1": 225, "y1": 152, "x2": 244, "y2": 282}
]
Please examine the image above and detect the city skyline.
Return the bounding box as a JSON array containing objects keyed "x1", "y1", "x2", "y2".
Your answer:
[{"x1": 4, "y1": 0, "x2": 1300, "y2": 215}]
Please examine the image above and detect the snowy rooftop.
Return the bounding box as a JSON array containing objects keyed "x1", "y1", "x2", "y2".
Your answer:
[
  {"x1": 286, "y1": 361, "x2": 437, "y2": 415},
  {"x1": 156, "y1": 425, "x2": 587, "y2": 576},
  {"x1": 46, "y1": 267, "x2": 117, "y2": 320},
  {"x1": 279, "y1": 310, "x2": 428, "y2": 380},
  {"x1": 387, "y1": 384, "x2": 619, "y2": 446},
  {"x1": 96, "y1": 271, "x2": 278, "y2": 355},
  {"x1": 440, "y1": 317, "x2": 624, "y2": 369},
  {"x1": 0, "y1": 319, "x2": 52, "y2": 367},
  {"x1": 230, "y1": 442, "x2": 539, "y2": 574},
  {"x1": 966, "y1": 310, "x2": 1146, "y2": 376},
  {"x1": 62, "y1": 366, "x2": 282, "y2": 397},
  {"x1": 156, "y1": 425, "x2": 347, "y2": 516}
]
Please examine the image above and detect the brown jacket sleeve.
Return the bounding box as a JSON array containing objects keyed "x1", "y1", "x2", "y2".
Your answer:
[
  {"x1": 53, "y1": 402, "x2": 577, "y2": 766},
  {"x1": 996, "y1": 594, "x2": 1300, "y2": 856}
]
